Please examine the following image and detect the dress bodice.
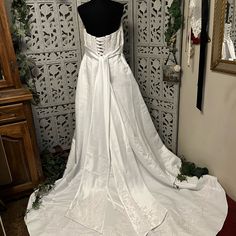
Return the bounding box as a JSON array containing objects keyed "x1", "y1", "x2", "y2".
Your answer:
[{"x1": 83, "y1": 24, "x2": 124, "y2": 57}]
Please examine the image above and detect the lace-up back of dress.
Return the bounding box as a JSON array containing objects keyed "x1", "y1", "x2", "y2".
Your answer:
[{"x1": 83, "y1": 24, "x2": 124, "y2": 56}]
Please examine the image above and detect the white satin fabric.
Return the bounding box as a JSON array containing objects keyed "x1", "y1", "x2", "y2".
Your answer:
[
  {"x1": 222, "y1": 23, "x2": 236, "y2": 61},
  {"x1": 24, "y1": 24, "x2": 228, "y2": 236}
]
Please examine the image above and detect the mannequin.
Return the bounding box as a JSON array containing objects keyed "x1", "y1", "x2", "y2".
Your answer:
[{"x1": 77, "y1": 0, "x2": 124, "y2": 37}]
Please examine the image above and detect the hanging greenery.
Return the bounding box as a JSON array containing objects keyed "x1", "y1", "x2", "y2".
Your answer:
[
  {"x1": 165, "y1": 0, "x2": 182, "y2": 48},
  {"x1": 11, "y1": 0, "x2": 40, "y2": 104},
  {"x1": 163, "y1": 0, "x2": 182, "y2": 83}
]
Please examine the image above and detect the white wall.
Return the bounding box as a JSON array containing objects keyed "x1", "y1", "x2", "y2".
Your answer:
[{"x1": 178, "y1": 0, "x2": 236, "y2": 200}]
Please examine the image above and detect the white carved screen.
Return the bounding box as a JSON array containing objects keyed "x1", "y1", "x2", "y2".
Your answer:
[
  {"x1": 25, "y1": 0, "x2": 81, "y2": 151},
  {"x1": 133, "y1": 0, "x2": 179, "y2": 152},
  {"x1": 26, "y1": 0, "x2": 180, "y2": 153}
]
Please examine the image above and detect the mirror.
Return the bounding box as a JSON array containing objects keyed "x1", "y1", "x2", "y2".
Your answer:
[{"x1": 211, "y1": 0, "x2": 236, "y2": 74}]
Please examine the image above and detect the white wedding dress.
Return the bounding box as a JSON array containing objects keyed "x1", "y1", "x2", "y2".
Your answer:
[{"x1": 24, "y1": 23, "x2": 228, "y2": 236}]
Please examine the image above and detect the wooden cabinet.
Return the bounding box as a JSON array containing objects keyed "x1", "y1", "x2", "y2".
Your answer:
[
  {"x1": 0, "y1": 1, "x2": 43, "y2": 200},
  {"x1": 0, "y1": 92, "x2": 44, "y2": 201}
]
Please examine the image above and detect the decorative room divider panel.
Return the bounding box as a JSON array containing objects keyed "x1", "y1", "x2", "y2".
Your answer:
[
  {"x1": 133, "y1": 0, "x2": 180, "y2": 152},
  {"x1": 25, "y1": 0, "x2": 81, "y2": 151},
  {"x1": 26, "y1": 0, "x2": 180, "y2": 153}
]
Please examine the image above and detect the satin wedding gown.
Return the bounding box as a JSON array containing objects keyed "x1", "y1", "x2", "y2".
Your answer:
[{"x1": 24, "y1": 23, "x2": 228, "y2": 236}]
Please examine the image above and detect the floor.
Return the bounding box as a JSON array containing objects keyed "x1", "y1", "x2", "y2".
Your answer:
[
  {"x1": 1, "y1": 195, "x2": 236, "y2": 236},
  {"x1": 217, "y1": 195, "x2": 236, "y2": 236},
  {"x1": 1, "y1": 197, "x2": 29, "y2": 236}
]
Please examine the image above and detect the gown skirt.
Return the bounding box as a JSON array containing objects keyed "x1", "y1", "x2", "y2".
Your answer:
[{"x1": 24, "y1": 23, "x2": 228, "y2": 236}]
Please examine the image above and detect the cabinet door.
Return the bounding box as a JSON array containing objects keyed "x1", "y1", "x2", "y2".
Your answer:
[{"x1": 0, "y1": 121, "x2": 39, "y2": 198}]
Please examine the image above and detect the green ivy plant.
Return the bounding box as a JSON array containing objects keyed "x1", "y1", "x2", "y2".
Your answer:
[
  {"x1": 165, "y1": 0, "x2": 182, "y2": 49},
  {"x1": 25, "y1": 146, "x2": 68, "y2": 214},
  {"x1": 177, "y1": 156, "x2": 209, "y2": 182},
  {"x1": 11, "y1": 0, "x2": 40, "y2": 104}
]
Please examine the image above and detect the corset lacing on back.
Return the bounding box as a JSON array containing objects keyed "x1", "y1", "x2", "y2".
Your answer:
[
  {"x1": 83, "y1": 24, "x2": 124, "y2": 58},
  {"x1": 96, "y1": 38, "x2": 105, "y2": 56}
]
